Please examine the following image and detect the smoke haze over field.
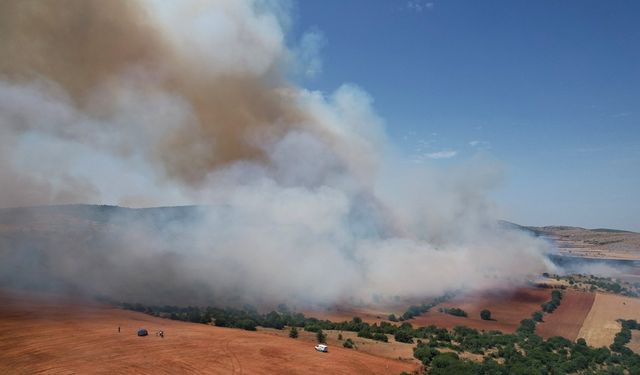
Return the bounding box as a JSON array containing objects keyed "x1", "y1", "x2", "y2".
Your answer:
[{"x1": 0, "y1": 0, "x2": 553, "y2": 305}]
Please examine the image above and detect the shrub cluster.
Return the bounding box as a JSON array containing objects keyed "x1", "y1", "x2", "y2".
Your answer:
[
  {"x1": 440, "y1": 307, "x2": 468, "y2": 317},
  {"x1": 541, "y1": 290, "x2": 563, "y2": 313},
  {"x1": 398, "y1": 293, "x2": 455, "y2": 321},
  {"x1": 357, "y1": 328, "x2": 389, "y2": 342},
  {"x1": 122, "y1": 302, "x2": 421, "y2": 344},
  {"x1": 611, "y1": 319, "x2": 639, "y2": 355},
  {"x1": 343, "y1": 338, "x2": 355, "y2": 349},
  {"x1": 415, "y1": 320, "x2": 640, "y2": 374}
]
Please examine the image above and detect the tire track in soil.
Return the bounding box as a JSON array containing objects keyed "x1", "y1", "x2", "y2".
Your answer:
[{"x1": 224, "y1": 338, "x2": 243, "y2": 375}]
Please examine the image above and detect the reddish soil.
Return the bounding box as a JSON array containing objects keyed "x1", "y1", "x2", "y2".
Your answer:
[
  {"x1": 409, "y1": 287, "x2": 552, "y2": 334},
  {"x1": 536, "y1": 290, "x2": 595, "y2": 340},
  {"x1": 0, "y1": 291, "x2": 418, "y2": 374}
]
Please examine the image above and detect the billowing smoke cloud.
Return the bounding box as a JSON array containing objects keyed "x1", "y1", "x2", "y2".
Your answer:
[{"x1": 0, "y1": 0, "x2": 553, "y2": 306}]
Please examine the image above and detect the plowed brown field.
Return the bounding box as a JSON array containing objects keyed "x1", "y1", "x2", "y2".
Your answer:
[
  {"x1": 409, "y1": 287, "x2": 551, "y2": 334},
  {"x1": 0, "y1": 291, "x2": 418, "y2": 374},
  {"x1": 535, "y1": 290, "x2": 595, "y2": 340}
]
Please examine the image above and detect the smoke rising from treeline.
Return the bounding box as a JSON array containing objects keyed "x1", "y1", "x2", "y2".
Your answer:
[{"x1": 0, "y1": 0, "x2": 553, "y2": 305}]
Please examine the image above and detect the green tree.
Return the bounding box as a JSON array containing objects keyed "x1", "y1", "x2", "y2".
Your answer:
[
  {"x1": 237, "y1": 319, "x2": 257, "y2": 331},
  {"x1": 480, "y1": 309, "x2": 492, "y2": 320},
  {"x1": 316, "y1": 330, "x2": 327, "y2": 343},
  {"x1": 413, "y1": 342, "x2": 440, "y2": 365},
  {"x1": 343, "y1": 338, "x2": 355, "y2": 349},
  {"x1": 289, "y1": 326, "x2": 298, "y2": 338},
  {"x1": 532, "y1": 311, "x2": 544, "y2": 322},
  {"x1": 394, "y1": 330, "x2": 413, "y2": 343},
  {"x1": 372, "y1": 332, "x2": 389, "y2": 342}
]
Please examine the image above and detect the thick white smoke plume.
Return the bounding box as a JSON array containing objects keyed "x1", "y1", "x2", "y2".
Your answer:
[{"x1": 0, "y1": 0, "x2": 552, "y2": 305}]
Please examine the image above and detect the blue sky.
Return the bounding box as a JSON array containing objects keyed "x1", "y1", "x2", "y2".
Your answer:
[{"x1": 290, "y1": 0, "x2": 640, "y2": 231}]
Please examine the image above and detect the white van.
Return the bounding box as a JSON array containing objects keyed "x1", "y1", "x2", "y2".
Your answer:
[{"x1": 314, "y1": 344, "x2": 328, "y2": 352}]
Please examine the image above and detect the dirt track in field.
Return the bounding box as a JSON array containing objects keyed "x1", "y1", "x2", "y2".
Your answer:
[
  {"x1": 578, "y1": 293, "x2": 640, "y2": 348},
  {"x1": 0, "y1": 291, "x2": 418, "y2": 375},
  {"x1": 535, "y1": 290, "x2": 595, "y2": 340},
  {"x1": 409, "y1": 287, "x2": 551, "y2": 334}
]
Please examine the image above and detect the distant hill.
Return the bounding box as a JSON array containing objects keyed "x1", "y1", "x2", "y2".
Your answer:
[{"x1": 503, "y1": 222, "x2": 640, "y2": 260}]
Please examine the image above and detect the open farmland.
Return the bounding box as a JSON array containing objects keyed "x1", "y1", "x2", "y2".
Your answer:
[
  {"x1": 259, "y1": 328, "x2": 417, "y2": 362},
  {"x1": 629, "y1": 331, "x2": 640, "y2": 354},
  {"x1": 535, "y1": 290, "x2": 595, "y2": 340},
  {"x1": 578, "y1": 292, "x2": 640, "y2": 348},
  {"x1": 0, "y1": 291, "x2": 418, "y2": 375},
  {"x1": 300, "y1": 306, "x2": 390, "y2": 325},
  {"x1": 409, "y1": 287, "x2": 551, "y2": 333}
]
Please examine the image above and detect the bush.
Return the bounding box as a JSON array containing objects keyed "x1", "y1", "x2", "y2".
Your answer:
[
  {"x1": 372, "y1": 332, "x2": 389, "y2": 342},
  {"x1": 480, "y1": 309, "x2": 491, "y2": 320},
  {"x1": 431, "y1": 352, "x2": 461, "y2": 368},
  {"x1": 316, "y1": 330, "x2": 327, "y2": 343},
  {"x1": 289, "y1": 326, "x2": 298, "y2": 338},
  {"x1": 237, "y1": 319, "x2": 257, "y2": 331},
  {"x1": 541, "y1": 299, "x2": 559, "y2": 313},
  {"x1": 357, "y1": 328, "x2": 373, "y2": 339},
  {"x1": 388, "y1": 314, "x2": 398, "y2": 322},
  {"x1": 517, "y1": 319, "x2": 536, "y2": 335},
  {"x1": 343, "y1": 338, "x2": 355, "y2": 349},
  {"x1": 443, "y1": 307, "x2": 468, "y2": 317},
  {"x1": 394, "y1": 330, "x2": 413, "y2": 343},
  {"x1": 304, "y1": 324, "x2": 321, "y2": 332},
  {"x1": 532, "y1": 311, "x2": 544, "y2": 322},
  {"x1": 413, "y1": 342, "x2": 440, "y2": 365}
]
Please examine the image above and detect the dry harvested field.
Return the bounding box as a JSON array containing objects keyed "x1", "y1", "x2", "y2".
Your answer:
[
  {"x1": 535, "y1": 290, "x2": 595, "y2": 340},
  {"x1": 578, "y1": 292, "x2": 640, "y2": 348},
  {"x1": 629, "y1": 331, "x2": 640, "y2": 354},
  {"x1": 409, "y1": 287, "x2": 551, "y2": 334},
  {"x1": 0, "y1": 291, "x2": 418, "y2": 374},
  {"x1": 301, "y1": 306, "x2": 388, "y2": 325}
]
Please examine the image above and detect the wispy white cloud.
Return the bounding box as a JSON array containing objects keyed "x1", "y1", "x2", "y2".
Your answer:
[
  {"x1": 406, "y1": 0, "x2": 434, "y2": 12},
  {"x1": 611, "y1": 112, "x2": 631, "y2": 118},
  {"x1": 425, "y1": 150, "x2": 457, "y2": 159},
  {"x1": 469, "y1": 140, "x2": 491, "y2": 150}
]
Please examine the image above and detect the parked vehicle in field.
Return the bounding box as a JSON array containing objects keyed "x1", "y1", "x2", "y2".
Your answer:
[
  {"x1": 314, "y1": 344, "x2": 328, "y2": 352},
  {"x1": 137, "y1": 328, "x2": 148, "y2": 337}
]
